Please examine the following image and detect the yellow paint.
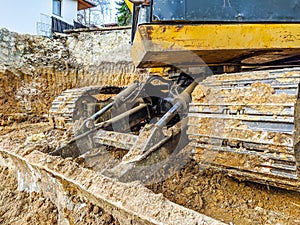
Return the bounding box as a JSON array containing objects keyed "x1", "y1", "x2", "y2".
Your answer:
[
  {"x1": 148, "y1": 67, "x2": 172, "y2": 77},
  {"x1": 139, "y1": 24, "x2": 300, "y2": 50},
  {"x1": 132, "y1": 23, "x2": 300, "y2": 68},
  {"x1": 124, "y1": 0, "x2": 134, "y2": 13}
]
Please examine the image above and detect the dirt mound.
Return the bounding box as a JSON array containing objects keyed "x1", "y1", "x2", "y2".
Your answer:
[
  {"x1": 1, "y1": 122, "x2": 300, "y2": 224},
  {"x1": 0, "y1": 166, "x2": 58, "y2": 225},
  {"x1": 0, "y1": 166, "x2": 119, "y2": 225},
  {"x1": 148, "y1": 160, "x2": 300, "y2": 224}
]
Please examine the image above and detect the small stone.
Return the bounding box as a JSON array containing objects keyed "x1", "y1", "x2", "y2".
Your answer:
[
  {"x1": 93, "y1": 205, "x2": 100, "y2": 214},
  {"x1": 46, "y1": 157, "x2": 54, "y2": 163},
  {"x1": 195, "y1": 195, "x2": 203, "y2": 209},
  {"x1": 72, "y1": 196, "x2": 79, "y2": 203},
  {"x1": 258, "y1": 201, "x2": 264, "y2": 208}
]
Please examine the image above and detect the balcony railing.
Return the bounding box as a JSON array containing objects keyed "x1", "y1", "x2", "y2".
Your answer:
[
  {"x1": 37, "y1": 14, "x2": 90, "y2": 36},
  {"x1": 51, "y1": 16, "x2": 74, "y2": 33}
]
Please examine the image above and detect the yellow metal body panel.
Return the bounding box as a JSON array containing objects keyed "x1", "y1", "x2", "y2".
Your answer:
[
  {"x1": 132, "y1": 24, "x2": 300, "y2": 68},
  {"x1": 124, "y1": 0, "x2": 134, "y2": 13}
]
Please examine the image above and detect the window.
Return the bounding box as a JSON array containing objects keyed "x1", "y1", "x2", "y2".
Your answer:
[{"x1": 53, "y1": 0, "x2": 62, "y2": 16}]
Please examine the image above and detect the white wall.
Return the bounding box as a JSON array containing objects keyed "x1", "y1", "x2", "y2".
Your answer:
[
  {"x1": 62, "y1": 0, "x2": 78, "y2": 24},
  {"x1": 0, "y1": 0, "x2": 78, "y2": 35}
]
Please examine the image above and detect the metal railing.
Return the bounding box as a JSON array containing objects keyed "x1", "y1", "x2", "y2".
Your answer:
[{"x1": 51, "y1": 16, "x2": 74, "y2": 33}]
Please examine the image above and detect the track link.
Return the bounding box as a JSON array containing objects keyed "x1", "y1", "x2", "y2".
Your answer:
[
  {"x1": 49, "y1": 86, "x2": 122, "y2": 129},
  {"x1": 188, "y1": 67, "x2": 300, "y2": 191}
]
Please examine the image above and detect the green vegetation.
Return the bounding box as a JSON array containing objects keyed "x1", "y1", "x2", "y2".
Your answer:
[{"x1": 116, "y1": 1, "x2": 132, "y2": 26}]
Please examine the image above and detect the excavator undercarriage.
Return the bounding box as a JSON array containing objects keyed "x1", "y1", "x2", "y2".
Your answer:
[
  {"x1": 49, "y1": 67, "x2": 300, "y2": 191},
  {"x1": 49, "y1": 0, "x2": 300, "y2": 191}
]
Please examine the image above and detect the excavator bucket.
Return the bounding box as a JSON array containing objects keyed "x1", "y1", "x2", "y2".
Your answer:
[{"x1": 188, "y1": 68, "x2": 300, "y2": 191}]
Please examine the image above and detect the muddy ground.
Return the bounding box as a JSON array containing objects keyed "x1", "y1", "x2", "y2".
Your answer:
[{"x1": 0, "y1": 122, "x2": 300, "y2": 224}]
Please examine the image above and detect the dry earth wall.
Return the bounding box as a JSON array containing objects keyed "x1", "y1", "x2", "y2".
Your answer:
[{"x1": 0, "y1": 28, "x2": 144, "y2": 126}]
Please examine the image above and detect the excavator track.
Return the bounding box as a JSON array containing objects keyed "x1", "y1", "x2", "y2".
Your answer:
[
  {"x1": 49, "y1": 86, "x2": 122, "y2": 129},
  {"x1": 188, "y1": 67, "x2": 300, "y2": 191}
]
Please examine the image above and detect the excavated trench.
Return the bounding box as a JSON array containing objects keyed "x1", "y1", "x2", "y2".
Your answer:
[
  {"x1": 1, "y1": 119, "x2": 300, "y2": 224},
  {"x1": 0, "y1": 122, "x2": 223, "y2": 225}
]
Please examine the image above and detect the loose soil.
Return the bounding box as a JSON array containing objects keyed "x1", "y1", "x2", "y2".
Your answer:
[
  {"x1": 1, "y1": 122, "x2": 300, "y2": 224},
  {"x1": 0, "y1": 123, "x2": 119, "y2": 225},
  {"x1": 0, "y1": 166, "x2": 58, "y2": 225},
  {"x1": 148, "y1": 160, "x2": 300, "y2": 225}
]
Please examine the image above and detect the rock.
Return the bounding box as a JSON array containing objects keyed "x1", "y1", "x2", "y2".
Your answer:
[{"x1": 92, "y1": 205, "x2": 101, "y2": 214}]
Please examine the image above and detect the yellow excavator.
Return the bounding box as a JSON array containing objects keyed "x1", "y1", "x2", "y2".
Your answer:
[{"x1": 50, "y1": 0, "x2": 300, "y2": 191}]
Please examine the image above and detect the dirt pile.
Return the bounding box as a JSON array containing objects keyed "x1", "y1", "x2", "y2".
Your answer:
[
  {"x1": 0, "y1": 122, "x2": 70, "y2": 156},
  {"x1": 0, "y1": 166, "x2": 58, "y2": 225},
  {"x1": 1, "y1": 122, "x2": 300, "y2": 224},
  {"x1": 0, "y1": 164, "x2": 119, "y2": 225},
  {"x1": 0, "y1": 122, "x2": 223, "y2": 225},
  {"x1": 148, "y1": 159, "x2": 300, "y2": 225},
  {"x1": 0, "y1": 68, "x2": 61, "y2": 126},
  {"x1": 0, "y1": 123, "x2": 121, "y2": 225}
]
